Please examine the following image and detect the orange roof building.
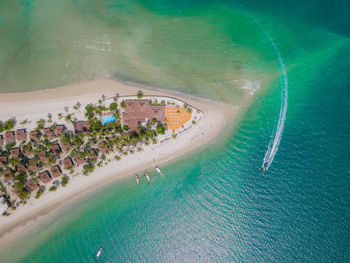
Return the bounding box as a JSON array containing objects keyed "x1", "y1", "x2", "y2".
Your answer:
[{"x1": 165, "y1": 107, "x2": 192, "y2": 131}]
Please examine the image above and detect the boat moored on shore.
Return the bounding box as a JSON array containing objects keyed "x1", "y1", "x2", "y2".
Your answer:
[
  {"x1": 155, "y1": 166, "x2": 163, "y2": 175},
  {"x1": 135, "y1": 174, "x2": 140, "y2": 184},
  {"x1": 144, "y1": 172, "x2": 151, "y2": 182}
]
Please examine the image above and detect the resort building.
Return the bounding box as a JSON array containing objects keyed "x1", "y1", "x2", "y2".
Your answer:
[
  {"x1": 29, "y1": 131, "x2": 40, "y2": 142},
  {"x1": 54, "y1": 125, "x2": 65, "y2": 136},
  {"x1": 0, "y1": 156, "x2": 7, "y2": 168},
  {"x1": 50, "y1": 144, "x2": 62, "y2": 157},
  {"x1": 26, "y1": 179, "x2": 39, "y2": 192},
  {"x1": 50, "y1": 165, "x2": 62, "y2": 178},
  {"x1": 4, "y1": 132, "x2": 15, "y2": 145},
  {"x1": 97, "y1": 142, "x2": 109, "y2": 154},
  {"x1": 43, "y1": 128, "x2": 54, "y2": 139},
  {"x1": 3, "y1": 170, "x2": 13, "y2": 182},
  {"x1": 61, "y1": 142, "x2": 72, "y2": 152},
  {"x1": 15, "y1": 129, "x2": 26, "y2": 142},
  {"x1": 38, "y1": 151, "x2": 48, "y2": 162},
  {"x1": 28, "y1": 160, "x2": 38, "y2": 172},
  {"x1": 39, "y1": 171, "x2": 52, "y2": 184},
  {"x1": 63, "y1": 157, "x2": 74, "y2": 170},
  {"x1": 10, "y1": 148, "x2": 20, "y2": 158},
  {"x1": 74, "y1": 121, "x2": 90, "y2": 133},
  {"x1": 87, "y1": 149, "x2": 98, "y2": 160},
  {"x1": 122, "y1": 100, "x2": 165, "y2": 131},
  {"x1": 73, "y1": 154, "x2": 86, "y2": 166},
  {"x1": 16, "y1": 165, "x2": 26, "y2": 172}
]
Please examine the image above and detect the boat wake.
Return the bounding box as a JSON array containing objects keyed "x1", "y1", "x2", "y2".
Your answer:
[
  {"x1": 260, "y1": 30, "x2": 288, "y2": 171},
  {"x1": 239, "y1": 9, "x2": 288, "y2": 171}
]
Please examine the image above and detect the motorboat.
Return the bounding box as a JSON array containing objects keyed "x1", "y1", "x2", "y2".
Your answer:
[
  {"x1": 96, "y1": 247, "x2": 102, "y2": 258},
  {"x1": 263, "y1": 162, "x2": 268, "y2": 173}
]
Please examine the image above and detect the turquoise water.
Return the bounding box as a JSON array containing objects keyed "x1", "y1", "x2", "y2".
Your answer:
[{"x1": 1, "y1": 0, "x2": 350, "y2": 262}]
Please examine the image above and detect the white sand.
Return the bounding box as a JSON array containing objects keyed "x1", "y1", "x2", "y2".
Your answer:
[{"x1": 0, "y1": 78, "x2": 245, "y2": 250}]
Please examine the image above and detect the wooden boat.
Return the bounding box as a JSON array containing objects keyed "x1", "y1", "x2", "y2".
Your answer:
[
  {"x1": 135, "y1": 174, "x2": 140, "y2": 184},
  {"x1": 144, "y1": 172, "x2": 151, "y2": 182},
  {"x1": 155, "y1": 166, "x2": 163, "y2": 175}
]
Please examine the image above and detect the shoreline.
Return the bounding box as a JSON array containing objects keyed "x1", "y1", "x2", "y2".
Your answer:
[{"x1": 0, "y1": 78, "x2": 248, "y2": 252}]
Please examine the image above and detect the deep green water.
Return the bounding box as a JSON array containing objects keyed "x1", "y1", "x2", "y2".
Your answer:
[{"x1": 0, "y1": 0, "x2": 349, "y2": 262}]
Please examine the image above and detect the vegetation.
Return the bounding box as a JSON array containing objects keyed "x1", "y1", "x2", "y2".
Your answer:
[
  {"x1": 35, "y1": 187, "x2": 45, "y2": 199},
  {"x1": 137, "y1": 90, "x2": 143, "y2": 99},
  {"x1": 61, "y1": 175, "x2": 69, "y2": 187},
  {"x1": 49, "y1": 185, "x2": 57, "y2": 192},
  {"x1": 120, "y1": 100, "x2": 126, "y2": 109},
  {"x1": 4, "y1": 118, "x2": 15, "y2": 132}
]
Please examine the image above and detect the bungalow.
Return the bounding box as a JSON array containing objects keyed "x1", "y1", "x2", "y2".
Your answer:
[
  {"x1": 16, "y1": 165, "x2": 26, "y2": 172},
  {"x1": 29, "y1": 131, "x2": 40, "y2": 142},
  {"x1": 98, "y1": 142, "x2": 109, "y2": 154},
  {"x1": 39, "y1": 171, "x2": 52, "y2": 184},
  {"x1": 4, "y1": 132, "x2": 15, "y2": 145},
  {"x1": 0, "y1": 135, "x2": 3, "y2": 147},
  {"x1": 22, "y1": 148, "x2": 32, "y2": 157},
  {"x1": 74, "y1": 121, "x2": 90, "y2": 133},
  {"x1": 38, "y1": 151, "x2": 48, "y2": 162},
  {"x1": 0, "y1": 156, "x2": 7, "y2": 168},
  {"x1": 28, "y1": 159, "x2": 38, "y2": 171},
  {"x1": 50, "y1": 165, "x2": 62, "y2": 178},
  {"x1": 61, "y1": 141, "x2": 72, "y2": 152},
  {"x1": 63, "y1": 157, "x2": 74, "y2": 170},
  {"x1": 50, "y1": 144, "x2": 61, "y2": 157},
  {"x1": 15, "y1": 129, "x2": 26, "y2": 142},
  {"x1": 3, "y1": 170, "x2": 13, "y2": 182},
  {"x1": 74, "y1": 153, "x2": 86, "y2": 166},
  {"x1": 10, "y1": 148, "x2": 20, "y2": 158},
  {"x1": 43, "y1": 128, "x2": 54, "y2": 139},
  {"x1": 54, "y1": 125, "x2": 65, "y2": 136},
  {"x1": 87, "y1": 149, "x2": 98, "y2": 160},
  {"x1": 26, "y1": 179, "x2": 39, "y2": 192}
]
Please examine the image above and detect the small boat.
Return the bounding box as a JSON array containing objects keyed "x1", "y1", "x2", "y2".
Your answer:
[
  {"x1": 155, "y1": 166, "x2": 163, "y2": 175},
  {"x1": 263, "y1": 162, "x2": 268, "y2": 173},
  {"x1": 135, "y1": 174, "x2": 140, "y2": 185},
  {"x1": 96, "y1": 247, "x2": 102, "y2": 258},
  {"x1": 144, "y1": 172, "x2": 151, "y2": 182}
]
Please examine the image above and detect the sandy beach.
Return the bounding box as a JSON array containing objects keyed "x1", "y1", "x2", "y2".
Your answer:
[{"x1": 0, "y1": 78, "x2": 245, "y2": 251}]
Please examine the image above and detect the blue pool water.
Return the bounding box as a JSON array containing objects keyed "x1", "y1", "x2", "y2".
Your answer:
[{"x1": 102, "y1": 115, "x2": 116, "y2": 125}]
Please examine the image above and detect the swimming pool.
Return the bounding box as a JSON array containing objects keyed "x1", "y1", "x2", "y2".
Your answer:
[{"x1": 101, "y1": 115, "x2": 116, "y2": 125}]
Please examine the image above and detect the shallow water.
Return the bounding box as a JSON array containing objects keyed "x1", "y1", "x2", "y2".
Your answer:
[{"x1": 0, "y1": 0, "x2": 349, "y2": 262}]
